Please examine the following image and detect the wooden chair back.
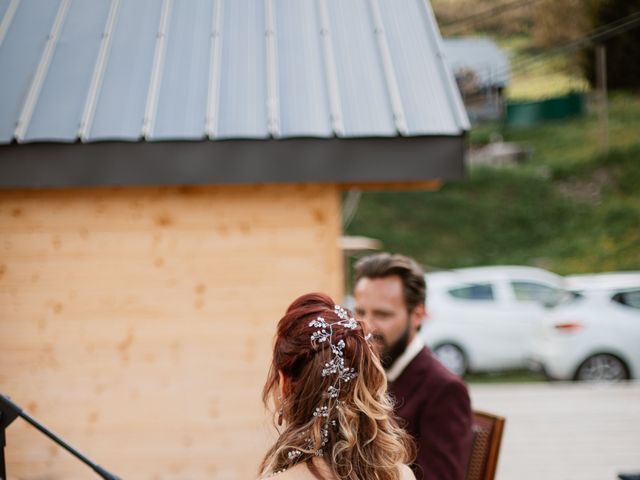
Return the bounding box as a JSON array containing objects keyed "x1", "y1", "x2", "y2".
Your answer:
[{"x1": 465, "y1": 410, "x2": 505, "y2": 480}]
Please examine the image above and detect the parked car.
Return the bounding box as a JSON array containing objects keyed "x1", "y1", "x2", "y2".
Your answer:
[
  {"x1": 421, "y1": 266, "x2": 565, "y2": 376},
  {"x1": 528, "y1": 272, "x2": 640, "y2": 381}
]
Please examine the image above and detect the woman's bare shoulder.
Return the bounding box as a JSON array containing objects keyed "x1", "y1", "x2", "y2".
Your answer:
[
  {"x1": 399, "y1": 464, "x2": 417, "y2": 480},
  {"x1": 260, "y1": 463, "x2": 413, "y2": 479}
]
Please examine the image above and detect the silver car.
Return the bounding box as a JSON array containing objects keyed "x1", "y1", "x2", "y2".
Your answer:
[
  {"x1": 529, "y1": 272, "x2": 640, "y2": 381},
  {"x1": 421, "y1": 266, "x2": 565, "y2": 376}
]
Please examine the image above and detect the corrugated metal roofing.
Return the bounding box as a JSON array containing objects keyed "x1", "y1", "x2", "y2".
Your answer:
[
  {"x1": 0, "y1": 0, "x2": 468, "y2": 145},
  {"x1": 442, "y1": 37, "x2": 511, "y2": 88}
]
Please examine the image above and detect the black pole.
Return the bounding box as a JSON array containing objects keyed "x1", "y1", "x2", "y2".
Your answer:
[
  {"x1": 0, "y1": 393, "x2": 19, "y2": 480},
  {"x1": 0, "y1": 394, "x2": 121, "y2": 480}
]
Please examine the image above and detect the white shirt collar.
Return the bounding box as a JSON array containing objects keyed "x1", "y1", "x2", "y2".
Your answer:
[{"x1": 385, "y1": 335, "x2": 424, "y2": 382}]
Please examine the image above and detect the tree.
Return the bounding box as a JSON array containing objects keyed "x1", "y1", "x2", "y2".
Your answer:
[
  {"x1": 581, "y1": 0, "x2": 640, "y2": 90},
  {"x1": 531, "y1": 0, "x2": 589, "y2": 50},
  {"x1": 433, "y1": 0, "x2": 536, "y2": 36}
]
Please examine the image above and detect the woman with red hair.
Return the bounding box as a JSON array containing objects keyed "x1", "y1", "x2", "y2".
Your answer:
[{"x1": 258, "y1": 292, "x2": 416, "y2": 480}]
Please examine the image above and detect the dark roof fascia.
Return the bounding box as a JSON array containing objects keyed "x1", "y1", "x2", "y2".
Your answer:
[{"x1": 0, "y1": 135, "x2": 466, "y2": 189}]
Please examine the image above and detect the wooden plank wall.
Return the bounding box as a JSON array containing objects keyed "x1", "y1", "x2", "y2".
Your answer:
[{"x1": 0, "y1": 184, "x2": 343, "y2": 479}]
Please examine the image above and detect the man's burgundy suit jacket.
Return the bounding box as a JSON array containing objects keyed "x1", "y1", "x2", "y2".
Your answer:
[{"x1": 388, "y1": 347, "x2": 473, "y2": 480}]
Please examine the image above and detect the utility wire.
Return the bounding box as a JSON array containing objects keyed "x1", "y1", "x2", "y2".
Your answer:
[
  {"x1": 477, "y1": 11, "x2": 640, "y2": 83},
  {"x1": 511, "y1": 11, "x2": 640, "y2": 74}
]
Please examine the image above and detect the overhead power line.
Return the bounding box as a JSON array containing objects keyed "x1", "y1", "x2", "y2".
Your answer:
[{"x1": 481, "y1": 11, "x2": 640, "y2": 82}]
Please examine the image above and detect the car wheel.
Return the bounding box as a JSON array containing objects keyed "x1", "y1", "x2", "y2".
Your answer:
[
  {"x1": 574, "y1": 353, "x2": 630, "y2": 382},
  {"x1": 433, "y1": 343, "x2": 467, "y2": 376}
]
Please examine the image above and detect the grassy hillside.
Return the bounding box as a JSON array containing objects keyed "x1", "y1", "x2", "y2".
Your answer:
[{"x1": 345, "y1": 93, "x2": 640, "y2": 275}]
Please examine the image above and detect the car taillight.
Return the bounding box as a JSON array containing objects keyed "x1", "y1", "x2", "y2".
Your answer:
[{"x1": 553, "y1": 322, "x2": 584, "y2": 332}]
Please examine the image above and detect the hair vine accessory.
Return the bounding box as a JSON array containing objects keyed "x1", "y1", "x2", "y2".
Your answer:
[{"x1": 303, "y1": 304, "x2": 359, "y2": 457}]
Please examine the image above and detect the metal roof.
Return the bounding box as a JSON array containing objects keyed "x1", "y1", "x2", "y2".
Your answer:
[
  {"x1": 0, "y1": 0, "x2": 469, "y2": 188},
  {"x1": 0, "y1": 0, "x2": 468, "y2": 144},
  {"x1": 442, "y1": 37, "x2": 510, "y2": 88}
]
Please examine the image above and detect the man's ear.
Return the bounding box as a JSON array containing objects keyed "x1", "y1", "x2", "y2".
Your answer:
[{"x1": 410, "y1": 303, "x2": 426, "y2": 332}]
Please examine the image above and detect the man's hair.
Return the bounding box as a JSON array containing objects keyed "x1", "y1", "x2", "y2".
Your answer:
[{"x1": 354, "y1": 253, "x2": 426, "y2": 313}]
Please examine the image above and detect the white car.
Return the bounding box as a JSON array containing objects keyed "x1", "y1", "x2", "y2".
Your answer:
[
  {"x1": 529, "y1": 272, "x2": 640, "y2": 381},
  {"x1": 421, "y1": 266, "x2": 565, "y2": 376}
]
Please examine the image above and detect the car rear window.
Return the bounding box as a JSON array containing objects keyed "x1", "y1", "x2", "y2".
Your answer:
[
  {"x1": 612, "y1": 289, "x2": 640, "y2": 309},
  {"x1": 448, "y1": 283, "x2": 494, "y2": 300}
]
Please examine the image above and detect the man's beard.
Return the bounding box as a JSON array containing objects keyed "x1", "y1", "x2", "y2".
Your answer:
[{"x1": 376, "y1": 321, "x2": 411, "y2": 370}]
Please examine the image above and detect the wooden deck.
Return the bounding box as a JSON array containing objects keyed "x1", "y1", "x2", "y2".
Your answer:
[{"x1": 470, "y1": 382, "x2": 640, "y2": 480}]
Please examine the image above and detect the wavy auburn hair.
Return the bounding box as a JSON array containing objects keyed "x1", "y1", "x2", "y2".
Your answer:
[{"x1": 259, "y1": 293, "x2": 415, "y2": 480}]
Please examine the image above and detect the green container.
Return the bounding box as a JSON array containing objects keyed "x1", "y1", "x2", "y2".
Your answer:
[{"x1": 505, "y1": 92, "x2": 585, "y2": 128}]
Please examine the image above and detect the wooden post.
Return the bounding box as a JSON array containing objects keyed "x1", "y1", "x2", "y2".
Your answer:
[{"x1": 595, "y1": 45, "x2": 609, "y2": 154}]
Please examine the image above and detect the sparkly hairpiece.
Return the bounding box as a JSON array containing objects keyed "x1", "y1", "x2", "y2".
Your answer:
[
  {"x1": 273, "y1": 304, "x2": 375, "y2": 474},
  {"x1": 301, "y1": 305, "x2": 360, "y2": 456}
]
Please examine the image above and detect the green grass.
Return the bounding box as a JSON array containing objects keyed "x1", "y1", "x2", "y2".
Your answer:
[
  {"x1": 346, "y1": 92, "x2": 640, "y2": 275},
  {"x1": 510, "y1": 93, "x2": 640, "y2": 166},
  {"x1": 472, "y1": 93, "x2": 640, "y2": 167}
]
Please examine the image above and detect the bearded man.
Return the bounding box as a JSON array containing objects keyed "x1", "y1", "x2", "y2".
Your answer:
[{"x1": 353, "y1": 253, "x2": 473, "y2": 480}]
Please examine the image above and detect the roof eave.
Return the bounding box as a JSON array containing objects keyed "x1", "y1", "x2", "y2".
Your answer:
[{"x1": 0, "y1": 135, "x2": 466, "y2": 189}]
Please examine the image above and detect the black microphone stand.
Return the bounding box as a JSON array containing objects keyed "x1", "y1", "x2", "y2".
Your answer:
[{"x1": 0, "y1": 394, "x2": 121, "y2": 480}]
